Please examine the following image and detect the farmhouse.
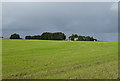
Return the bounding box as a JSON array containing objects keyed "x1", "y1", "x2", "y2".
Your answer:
[{"x1": 74, "y1": 37, "x2": 78, "y2": 41}]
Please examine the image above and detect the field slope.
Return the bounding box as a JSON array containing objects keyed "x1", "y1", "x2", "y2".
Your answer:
[{"x1": 2, "y1": 39, "x2": 118, "y2": 79}]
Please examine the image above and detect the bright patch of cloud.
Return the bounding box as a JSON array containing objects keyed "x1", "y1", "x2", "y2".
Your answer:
[{"x1": 110, "y1": 2, "x2": 118, "y2": 11}]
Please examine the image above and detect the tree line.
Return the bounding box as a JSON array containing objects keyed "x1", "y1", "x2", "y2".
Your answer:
[
  {"x1": 25, "y1": 32, "x2": 66, "y2": 40},
  {"x1": 69, "y1": 34, "x2": 97, "y2": 41},
  {"x1": 9, "y1": 32, "x2": 97, "y2": 41}
]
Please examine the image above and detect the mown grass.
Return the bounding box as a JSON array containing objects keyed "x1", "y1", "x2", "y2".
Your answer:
[
  {"x1": 2, "y1": 39, "x2": 118, "y2": 79},
  {"x1": 0, "y1": 39, "x2": 2, "y2": 80}
]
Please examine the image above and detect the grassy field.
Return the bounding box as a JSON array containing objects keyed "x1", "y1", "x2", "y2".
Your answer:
[{"x1": 2, "y1": 39, "x2": 118, "y2": 79}]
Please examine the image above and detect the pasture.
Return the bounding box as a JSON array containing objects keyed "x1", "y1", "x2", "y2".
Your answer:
[{"x1": 2, "y1": 39, "x2": 118, "y2": 79}]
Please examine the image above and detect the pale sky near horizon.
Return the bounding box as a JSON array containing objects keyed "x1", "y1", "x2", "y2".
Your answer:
[{"x1": 2, "y1": 2, "x2": 118, "y2": 41}]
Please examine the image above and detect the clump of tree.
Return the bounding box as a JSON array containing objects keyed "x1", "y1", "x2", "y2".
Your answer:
[
  {"x1": 9, "y1": 33, "x2": 97, "y2": 41},
  {"x1": 40, "y1": 32, "x2": 53, "y2": 40},
  {"x1": 52, "y1": 32, "x2": 66, "y2": 40},
  {"x1": 25, "y1": 35, "x2": 41, "y2": 39},
  {"x1": 25, "y1": 32, "x2": 66, "y2": 40},
  {"x1": 9, "y1": 33, "x2": 21, "y2": 39},
  {"x1": 69, "y1": 34, "x2": 78, "y2": 41},
  {"x1": 69, "y1": 34, "x2": 97, "y2": 41}
]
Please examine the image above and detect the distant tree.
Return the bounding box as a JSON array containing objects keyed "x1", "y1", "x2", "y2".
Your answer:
[
  {"x1": 69, "y1": 36, "x2": 74, "y2": 41},
  {"x1": 89, "y1": 37, "x2": 94, "y2": 41},
  {"x1": 93, "y1": 39, "x2": 97, "y2": 41},
  {"x1": 41, "y1": 32, "x2": 53, "y2": 40},
  {"x1": 85, "y1": 36, "x2": 96, "y2": 41},
  {"x1": 25, "y1": 36, "x2": 31, "y2": 39},
  {"x1": 69, "y1": 34, "x2": 97, "y2": 41},
  {"x1": 10, "y1": 33, "x2": 20, "y2": 39},
  {"x1": 41, "y1": 32, "x2": 66, "y2": 40},
  {"x1": 0, "y1": 36, "x2": 3, "y2": 38},
  {"x1": 69, "y1": 34, "x2": 78, "y2": 41},
  {"x1": 24, "y1": 32, "x2": 97, "y2": 41},
  {"x1": 85, "y1": 36, "x2": 91, "y2": 41},
  {"x1": 52, "y1": 32, "x2": 66, "y2": 40},
  {"x1": 25, "y1": 32, "x2": 66, "y2": 40},
  {"x1": 33, "y1": 35, "x2": 41, "y2": 39},
  {"x1": 25, "y1": 35, "x2": 41, "y2": 39},
  {"x1": 78, "y1": 35, "x2": 84, "y2": 41}
]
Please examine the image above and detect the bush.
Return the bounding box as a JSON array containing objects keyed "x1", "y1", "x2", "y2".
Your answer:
[{"x1": 10, "y1": 33, "x2": 21, "y2": 39}]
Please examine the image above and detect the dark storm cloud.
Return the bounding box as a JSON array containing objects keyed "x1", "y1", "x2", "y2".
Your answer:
[
  {"x1": 2, "y1": 2, "x2": 118, "y2": 41},
  {"x1": 0, "y1": 2, "x2": 2, "y2": 36}
]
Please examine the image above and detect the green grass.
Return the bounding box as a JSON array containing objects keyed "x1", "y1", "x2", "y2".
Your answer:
[
  {"x1": 2, "y1": 39, "x2": 118, "y2": 79},
  {"x1": 0, "y1": 39, "x2": 2, "y2": 80}
]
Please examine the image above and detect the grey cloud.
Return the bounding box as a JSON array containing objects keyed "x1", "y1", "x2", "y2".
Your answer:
[{"x1": 2, "y1": 2, "x2": 118, "y2": 41}]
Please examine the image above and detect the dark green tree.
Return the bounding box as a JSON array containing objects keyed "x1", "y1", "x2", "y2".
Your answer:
[
  {"x1": 40, "y1": 32, "x2": 66, "y2": 40},
  {"x1": 69, "y1": 34, "x2": 78, "y2": 41},
  {"x1": 78, "y1": 35, "x2": 84, "y2": 41},
  {"x1": 32, "y1": 35, "x2": 41, "y2": 39},
  {"x1": 69, "y1": 34, "x2": 97, "y2": 41},
  {"x1": 25, "y1": 36, "x2": 32, "y2": 39},
  {"x1": 52, "y1": 32, "x2": 66, "y2": 40},
  {"x1": 85, "y1": 36, "x2": 91, "y2": 41},
  {"x1": 25, "y1": 35, "x2": 41, "y2": 39},
  {"x1": 10, "y1": 33, "x2": 20, "y2": 39},
  {"x1": 41, "y1": 32, "x2": 53, "y2": 40}
]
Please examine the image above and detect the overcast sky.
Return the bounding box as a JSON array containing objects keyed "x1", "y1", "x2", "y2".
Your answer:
[{"x1": 2, "y1": 2, "x2": 118, "y2": 41}]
